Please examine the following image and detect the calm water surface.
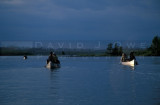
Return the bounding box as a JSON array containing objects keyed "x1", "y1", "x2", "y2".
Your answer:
[{"x1": 0, "y1": 56, "x2": 160, "y2": 105}]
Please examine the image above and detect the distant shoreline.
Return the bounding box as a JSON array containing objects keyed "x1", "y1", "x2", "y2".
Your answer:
[{"x1": 0, "y1": 54, "x2": 159, "y2": 57}]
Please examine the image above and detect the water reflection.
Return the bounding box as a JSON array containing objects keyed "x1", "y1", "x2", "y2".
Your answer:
[
  {"x1": 49, "y1": 68, "x2": 60, "y2": 81},
  {"x1": 0, "y1": 56, "x2": 160, "y2": 105},
  {"x1": 48, "y1": 68, "x2": 60, "y2": 104},
  {"x1": 50, "y1": 68, "x2": 60, "y2": 72},
  {"x1": 152, "y1": 57, "x2": 160, "y2": 65},
  {"x1": 121, "y1": 65, "x2": 135, "y2": 70}
]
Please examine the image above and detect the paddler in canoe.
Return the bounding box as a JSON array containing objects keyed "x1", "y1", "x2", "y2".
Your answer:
[
  {"x1": 24, "y1": 55, "x2": 27, "y2": 60},
  {"x1": 121, "y1": 52, "x2": 138, "y2": 65},
  {"x1": 121, "y1": 52, "x2": 136, "y2": 62},
  {"x1": 121, "y1": 53, "x2": 128, "y2": 62},
  {"x1": 47, "y1": 51, "x2": 60, "y2": 64},
  {"x1": 129, "y1": 52, "x2": 136, "y2": 61},
  {"x1": 129, "y1": 52, "x2": 138, "y2": 65}
]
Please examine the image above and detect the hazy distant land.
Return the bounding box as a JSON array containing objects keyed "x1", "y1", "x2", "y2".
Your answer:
[{"x1": 0, "y1": 36, "x2": 160, "y2": 56}]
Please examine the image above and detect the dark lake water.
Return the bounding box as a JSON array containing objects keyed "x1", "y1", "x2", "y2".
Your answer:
[{"x1": 0, "y1": 56, "x2": 160, "y2": 105}]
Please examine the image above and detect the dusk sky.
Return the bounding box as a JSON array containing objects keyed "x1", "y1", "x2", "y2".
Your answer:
[{"x1": 0, "y1": 0, "x2": 160, "y2": 41}]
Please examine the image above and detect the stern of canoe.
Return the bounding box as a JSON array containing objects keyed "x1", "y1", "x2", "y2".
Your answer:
[
  {"x1": 121, "y1": 60, "x2": 137, "y2": 66},
  {"x1": 46, "y1": 62, "x2": 60, "y2": 69}
]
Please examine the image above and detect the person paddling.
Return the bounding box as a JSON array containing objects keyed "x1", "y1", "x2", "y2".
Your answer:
[
  {"x1": 47, "y1": 52, "x2": 60, "y2": 64},
  {"x1": 24, "y1": 55, "x2": 27, "y2": 60},
  {"x1": 121, "y1": 53, "x2": 128, "y2": 62},
  {"x1": 53, "y1": 53, "x2": 60, "y2": 64},
  {"x1": 47, "y1": 52, "x2": 54, "y2": 64},
  {"x1": 129, "y1": 52, "x2": 136, "y2": 61}
]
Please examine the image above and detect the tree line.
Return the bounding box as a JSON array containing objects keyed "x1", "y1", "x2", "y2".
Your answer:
[
  {"x1": 106, "y1": 35, "x2": 160, "y2": 56},
  {"x1": 148, "y1": 35, "x2": 160, "y2": 56},
  {"x1": 106, "y1": 43, "x2": 123, "y2": 56}
]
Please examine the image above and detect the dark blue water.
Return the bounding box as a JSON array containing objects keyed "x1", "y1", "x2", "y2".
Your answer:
[{"x1": 0, "y1": 56, "x2": 160, "y2": 105}]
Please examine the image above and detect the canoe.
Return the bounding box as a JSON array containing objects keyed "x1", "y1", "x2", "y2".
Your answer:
[
  {"x1": 121, "y1": 59, "x2": 138, "y2": 66},
  {"x1": 23, "y1": 56, "x2": 27, "y2": 60},
  {"x1": 46, "y1": 61, "x2": 60, "y2": 69}
]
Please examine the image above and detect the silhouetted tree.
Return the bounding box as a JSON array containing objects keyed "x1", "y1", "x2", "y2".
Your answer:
[
  {"x1": 119, "y1": 46, "x2": 123, "y2": 55},
  {"x1": 0, "y1": 47, "x2": 1, "y2": 56},
  {"x1": 150, "y1": 35, "x2": 160, "y2": 56},
  {"x1": 106, "y1": 43, "x2": 123, "y2": 56},
  {"x1": 106, "y1": 43, "x2": 113, "y2": 54},
  {"x1": 62, "y1": 51, "x2": 65, "y2": 55},
  {"x1": 112, "y1": 43, "x2": 119, "y2": 56}
]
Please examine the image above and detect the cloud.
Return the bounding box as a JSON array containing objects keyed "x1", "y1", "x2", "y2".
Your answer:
[
  {"x1": 1, "y1": 0, "x2": 160, "y2": 21},
  {"x1": 0, "y1": 0, "x2": 160, "y2": 40},
  {"x1": 0, "y1": 0, "x2": 24, "y2": 5}
]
